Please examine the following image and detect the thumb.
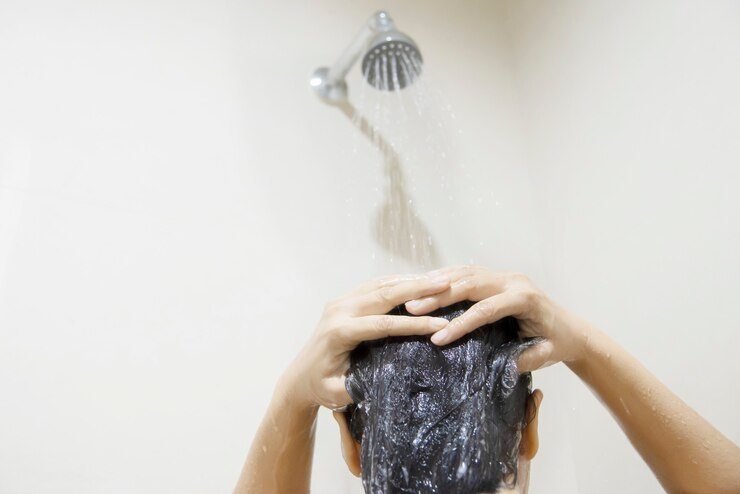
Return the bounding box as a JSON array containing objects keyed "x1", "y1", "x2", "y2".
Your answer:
[{"x1": 517, "y1": 339, "x2": 558, "y2": 373}]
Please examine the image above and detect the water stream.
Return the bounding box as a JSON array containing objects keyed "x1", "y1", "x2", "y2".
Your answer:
[{"x1": 346, "y1": 49, "x2": 461, "y2": 270}]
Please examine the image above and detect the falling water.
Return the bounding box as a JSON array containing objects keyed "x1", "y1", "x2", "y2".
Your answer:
[{"x1": 345, "y1": 47, "x2": 461, "y2": 272}]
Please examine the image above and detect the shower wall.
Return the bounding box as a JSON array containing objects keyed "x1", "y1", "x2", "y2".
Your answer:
[
  {"x1": 506, "y1": 1, "x2": 740, "y2": 492},
  {"x1": 0, "y1": 0, "x2": 737, "y2": 493},
  {"x1": 0, "y1": 1, "x2": 541, "y2": 493}
]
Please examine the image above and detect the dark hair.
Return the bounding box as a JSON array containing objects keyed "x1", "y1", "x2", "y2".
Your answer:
[{"x1": 344, "y1": 301, "x2": 533, "y2": 494}]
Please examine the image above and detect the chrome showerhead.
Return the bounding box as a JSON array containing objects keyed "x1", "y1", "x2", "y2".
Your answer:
[
  {"x1": 311, "y1": 11, "x2": 423, "y2": 102},
  {"x1": 361, "y1": 31, "x2": 423, "y2": 91}
]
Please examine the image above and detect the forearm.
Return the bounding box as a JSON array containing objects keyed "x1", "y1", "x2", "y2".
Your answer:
[
  {"x1": 564, "y1": 311, "x2": 740, "y2": 493},
  {"x1": 231, "y1": 274, "x2": 453, "y2": 493},
  {"x1": 234, "y1": 373, "x2": 318, "y2": 494}
]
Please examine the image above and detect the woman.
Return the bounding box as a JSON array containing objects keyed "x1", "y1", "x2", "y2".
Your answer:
[{"x1": 234, "y1": 266, "x2": 740, "y2": 493}]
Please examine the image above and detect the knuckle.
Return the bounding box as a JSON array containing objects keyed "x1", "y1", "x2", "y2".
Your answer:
[
  {"x1": 328, "y1": 320, "x2": 352, "y2": 343},
  {"x1": 457, "y1": 274, "x2": 478, "y2": 290},
  {"x1": 518, "y1": 288, "x2": 541, "y2": 307},
  {"x1": 376, "y1": 287, "x2": 395, "y2": 304},
  {"x1": 321, "y1": 307, "x2": 350, "y2": 329},
  {"x1": 510, "y1": 272, "x2": 531, "y2": 285},
  {"x1": 459, "y1": 264, "x2": 476, "y2": 276},
  {"x1": 471, "y1": 301, "x2": 494, "y2": 320},
  {"x1": 374, "y1": 315, "x2": 395, "y2": 334},
  {"x1": 334, "y1": 327, "x2": 352, "y2": 345},
  {"x1": 508, "y1": 291, "x2": 528, "y2": 309},
  {"x1": 445, "y1": 264, "x2": 472, "y2": 278},
  {"x1": 373, "y1": 274, "x2": 398, "y2": 287}
]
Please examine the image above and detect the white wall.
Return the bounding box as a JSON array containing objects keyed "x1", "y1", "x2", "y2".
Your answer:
[
  {"x1": 0, "y1": 1, "x2": 541, "y2": 493},
  {"x1": 0, "y1": 1, "x2": 736, "y2": 493},
  {"x1": 506, "y1": 0, "x2": 740, "y2": 492}
]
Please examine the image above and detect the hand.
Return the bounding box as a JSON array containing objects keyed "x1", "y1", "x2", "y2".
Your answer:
[
  {"x1": 403, "y1": 265, "x2": 591, "y2": 372},
  {"x1": 284, "y1": 273, "x2": 452, "y2": 410}
]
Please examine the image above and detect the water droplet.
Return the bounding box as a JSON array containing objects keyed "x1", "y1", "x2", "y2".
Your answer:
[{"x1": 456, "y1": 461, "x2": 468, "y2": 479}]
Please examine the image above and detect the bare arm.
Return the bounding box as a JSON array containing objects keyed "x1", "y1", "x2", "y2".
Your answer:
[
  {"x1": 234, "y1": 372, "x2": 318, "y2": 494},
  {"x1": 406, "y1": 265, "x2": 740, "y2": 494},
  {"x1": 233, "y1": 273, "x2": 451, "y2": 494},
  {"x1": 563, "y1": 310, "x2": 740, "y2": 494}
]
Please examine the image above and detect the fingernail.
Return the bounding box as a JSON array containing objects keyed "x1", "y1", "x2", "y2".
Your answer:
[
  {"x1": 431, "y1": 317, "x2": 448, "y2": 329},
  {"x1": 406, "y1": 299, "x2": 424, "y2": 309},
  {"x1": 426, "y1": 268, "x2": 444, "y2": 277},
  {"x1": 431, "y1": 328, "x2": 449, "y2": 345}
]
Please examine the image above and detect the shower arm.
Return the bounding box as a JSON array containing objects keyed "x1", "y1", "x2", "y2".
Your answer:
[
  {"x1": 311, "y1": 11, "x2": 395, "y2": 103},
  {"x1": 327, "y1": 11, "x2": 394, "y2": 84}
]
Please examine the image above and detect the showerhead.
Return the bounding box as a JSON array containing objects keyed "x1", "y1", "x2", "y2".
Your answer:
[
  {"x1": 311, "y1": 11, "x2": 423, "y2": 102},
  {"x1": 361, "y1": 31, "x2": 423, "y2": 91}
]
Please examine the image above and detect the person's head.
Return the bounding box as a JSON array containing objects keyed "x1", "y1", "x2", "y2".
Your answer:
[{"x1": 333, "y1": 301, "x2": 543, "y2": 494}]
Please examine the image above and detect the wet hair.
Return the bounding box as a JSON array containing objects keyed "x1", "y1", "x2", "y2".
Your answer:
[{"x1": 344, "y1": 301, "x2": 533, "y2": 494}]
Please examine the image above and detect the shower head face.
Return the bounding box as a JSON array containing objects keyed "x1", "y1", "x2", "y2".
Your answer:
[{"x1": 361, "y1": 31, "x2": 423, "y2": 91}]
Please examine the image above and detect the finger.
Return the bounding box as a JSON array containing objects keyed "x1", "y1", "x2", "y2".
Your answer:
[
  {"x1": 343, "y1": 315, "x2": 448, "y2": 343},
  {"x1": 349, "y1": 273, "x2": 429, "y2": 296},
  {"x1": 352, "y1": 275, "x2": 451, "y2": 315},
  {"x1": 405, "y1": 270, "x2": 513, "y2": 315},
  {"x1": 324, "y1": 375, "x2": 352, "y2": 409},
  {"x1": 425, "y1": 264, "x2": 494, "y2": 278},
  {"x1": 424, "y1": 265, "x2": 514, "y2": 285},
  {"x1": 516, "y1": 340, "x2": 558, "y2": 372},
  {"x1": 404, "y1": 276, "x2": 483, "y2": 314},
  {"x1": 430, "y1": 291, "x2": 526, "y2": 345}
]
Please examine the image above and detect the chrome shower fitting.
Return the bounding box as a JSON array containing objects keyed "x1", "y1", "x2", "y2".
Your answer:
[{"x1": 310, "y1": 11, "x2": 423, "y2": 103}]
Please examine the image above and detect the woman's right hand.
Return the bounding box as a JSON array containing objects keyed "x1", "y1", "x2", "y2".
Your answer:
[
  {"x1": 283, "y1": 273, "x2": 452, "y2": 411},
  {"x1": 403, "y1": 265, "x2": 593, "y2": 372}
]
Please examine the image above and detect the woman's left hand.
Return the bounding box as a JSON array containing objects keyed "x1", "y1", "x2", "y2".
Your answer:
[{"x1": 403, "y1": 265, "x2": 587, "y2": 372}]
